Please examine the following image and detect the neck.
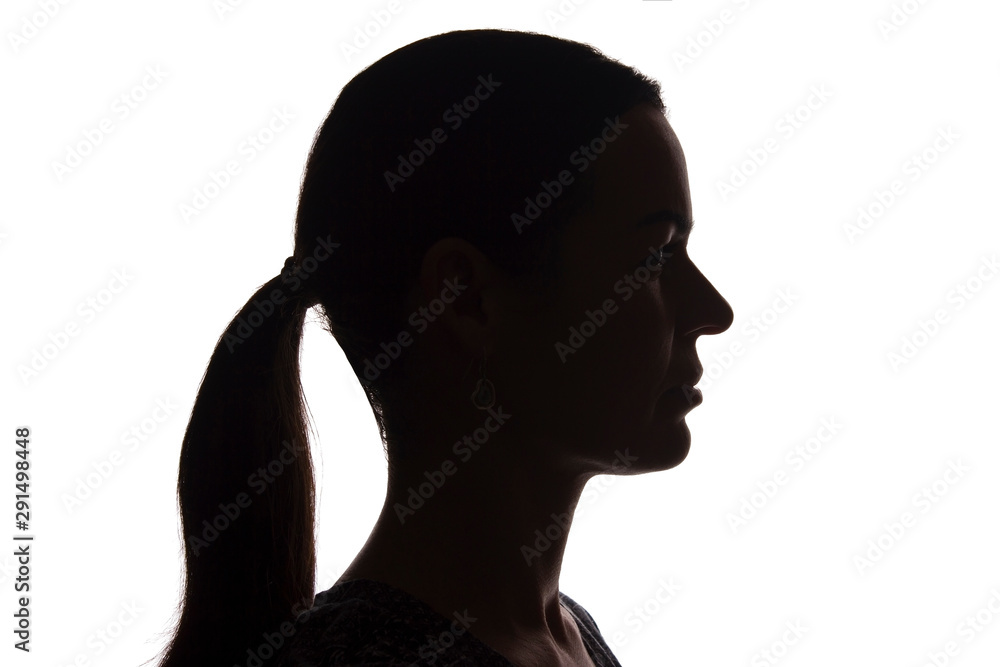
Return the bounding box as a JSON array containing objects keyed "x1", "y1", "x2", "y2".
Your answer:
[{"x1": 338, "y1": 422, "x2": 589, "y2": 640}]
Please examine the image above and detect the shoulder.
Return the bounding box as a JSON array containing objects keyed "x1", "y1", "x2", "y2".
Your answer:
[
  {"x1": 275, "y1": 579, "x2": 510, "y2": 667},
  {"x1": 559, "y1": 591, "x2": 624, "y2": 667},
  {"x1": 559, "y1": 590, "x2": 601, "y2": 632}
]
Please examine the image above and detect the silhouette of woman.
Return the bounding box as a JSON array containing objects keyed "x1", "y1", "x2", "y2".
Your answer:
[{"x1": 154, "y1": 28, "x2": 733, "y2": 667}]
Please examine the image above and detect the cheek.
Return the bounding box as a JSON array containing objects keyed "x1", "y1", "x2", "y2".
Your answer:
[
  {"x1": 553, "y1": 278, "x2": 676, "y2": 400},
  {"x1": 607, "y1": 287, "x2": 675, "y2": 383},
  {"x1": 514, "y1": 266, "x2": 675, "y2": 405},
  {"x1": 510, "y1": 284, "x2": 681, "y2": 464}
]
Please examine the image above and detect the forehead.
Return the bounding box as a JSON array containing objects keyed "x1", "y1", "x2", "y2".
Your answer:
[{"x1": 588, "y1": 103, "x2": 691, "y2": 228}]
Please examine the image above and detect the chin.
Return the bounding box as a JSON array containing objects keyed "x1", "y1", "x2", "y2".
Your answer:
[{"x1": 604, "y1": 423, "x2": 692, "y2": 475}]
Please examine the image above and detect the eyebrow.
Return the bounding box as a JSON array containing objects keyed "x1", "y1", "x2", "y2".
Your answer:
[{"x1": 635, "y1": 210, "x2": 694, "y2": 237}]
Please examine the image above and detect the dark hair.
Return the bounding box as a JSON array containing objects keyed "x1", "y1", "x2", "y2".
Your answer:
[{"x1": 154, "y1": 28, "x2": 663, "y2": 667}]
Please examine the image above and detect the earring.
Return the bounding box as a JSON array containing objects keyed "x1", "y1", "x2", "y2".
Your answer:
[{"x1": 470, "y1": 350, "x2": 496, "y2": 410}]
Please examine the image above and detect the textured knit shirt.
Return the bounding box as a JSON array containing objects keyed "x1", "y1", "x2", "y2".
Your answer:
[{"x1": 274, "y1": 578, "x2": 624, "y2": 666}]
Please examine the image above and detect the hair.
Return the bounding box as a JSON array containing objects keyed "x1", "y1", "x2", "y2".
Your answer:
[{"x1": 153, "y1": 28, "x2": 663, "y2": 667}]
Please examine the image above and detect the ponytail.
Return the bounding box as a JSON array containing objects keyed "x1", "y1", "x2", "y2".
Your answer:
[{"x1": 154, "y1": 272, "x2": 317, "y2": 667}]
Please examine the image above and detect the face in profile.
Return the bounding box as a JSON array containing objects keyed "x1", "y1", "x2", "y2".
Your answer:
[{"x1": 489, "y1": 102, "x2": 734, "y2": 479}]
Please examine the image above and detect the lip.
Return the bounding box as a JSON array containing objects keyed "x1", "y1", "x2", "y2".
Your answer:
[
  {"x1": 666, "y1": 383, "x2": 703, "y2": 405},
  {"x1": 666, "y1": 369, "x2": 702, "y2": 392}
]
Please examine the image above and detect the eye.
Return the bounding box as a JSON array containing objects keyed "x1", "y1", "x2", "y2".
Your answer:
[{"x1": 654, "y1": 242, "x2": 684, "y2": 267}]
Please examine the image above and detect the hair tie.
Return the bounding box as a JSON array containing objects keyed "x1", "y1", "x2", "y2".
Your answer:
[
  {"x1": 282, "y1": 256, "x2": 299, "y2": 278},
  {"x1": 280, "y1": 255, "x2": 320, "y2": 309}
]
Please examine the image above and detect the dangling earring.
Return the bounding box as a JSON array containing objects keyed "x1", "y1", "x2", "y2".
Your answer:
[{"x1": 470, "y1": 349, "x2": 496, "y2": 410}]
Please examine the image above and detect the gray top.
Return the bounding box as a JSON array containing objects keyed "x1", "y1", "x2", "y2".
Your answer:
[{"x1": 275, "y1": 578, "x2": 624, "y2": 666}]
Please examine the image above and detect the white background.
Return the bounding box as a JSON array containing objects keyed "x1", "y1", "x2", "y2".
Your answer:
[{"x1": 2, "y1": 1, "x2": 999, "y2": 665}]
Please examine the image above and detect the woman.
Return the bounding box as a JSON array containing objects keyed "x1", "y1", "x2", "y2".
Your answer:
[{"x1": 155, "y1": 28, "x2": 733, "y2": 667}]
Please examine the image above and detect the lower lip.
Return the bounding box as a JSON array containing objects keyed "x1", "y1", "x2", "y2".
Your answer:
[{"x1": 666, "y1": 384, "x2": 702, "y2": 405}]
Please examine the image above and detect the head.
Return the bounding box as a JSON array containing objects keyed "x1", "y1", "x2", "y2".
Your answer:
[
  {"x1": 371, "y1": 101, "x2": 733, "y2": 504},
  {"x1": 154, "y1": 28, "x2": 731, "y2": 667},
  {"x1": 294, "y1": 29, "x2": 732, "y2": 485}
]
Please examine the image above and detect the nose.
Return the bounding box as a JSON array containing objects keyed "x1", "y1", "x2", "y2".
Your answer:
[{"x1": 680, "y1": 262, "x2": 734, "y2": 337}]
